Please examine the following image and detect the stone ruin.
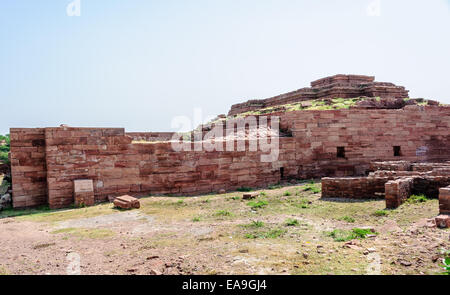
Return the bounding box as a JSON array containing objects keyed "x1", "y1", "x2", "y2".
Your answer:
[
  {"x1": 7, "y1": 74, "x2": 450, "y2": 225},
  {"x1": 228, "y1": 74, "x2": 411, "y2": 116},
  {"x1": 322, "y1": 161, "x2": 450, "y2": 227}
]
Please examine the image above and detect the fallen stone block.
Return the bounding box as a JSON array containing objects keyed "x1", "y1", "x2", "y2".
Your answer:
[
  {"x1": 243, "y1": 192, "x2": 259, "y2": 200},
  {"x1": 435, "y1": 215, "x2": 450, "y2": 229},
  {"x1": 114, "y1": 195, "x2": 140, "y2": 209}
]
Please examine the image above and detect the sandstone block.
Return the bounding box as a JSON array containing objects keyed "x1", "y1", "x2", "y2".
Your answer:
[
  {"x1": 435, "y1": 215, "x2": 450, "y2": 229},
  {"x1": 114, "y1": 195, "x2": 140, "y2": 209},
  {"x1": 243, "y1": 192, "x2": 259, "y2": 200}
]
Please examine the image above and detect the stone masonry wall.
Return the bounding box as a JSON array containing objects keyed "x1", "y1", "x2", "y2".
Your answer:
[
  {"x1": 321, "y1": 177, "x2": 387, "y2": 199},
  {"x1": 228, "y1": 75, "x2": 409, "y2": 116},
  {"x1": 285, "y1": 106, "x2": 450, "y2": 178},
  {"x1": 43, "y1": 127, "x2": 295, "y2": 209},
  {"x1": 10, "y1": 105, "x2": 450, "y2": 209},
  {"x1": 10, "y1": 128, "x2": 47, "y2": 208},
  {"x1": 385, "y1": 178, "x2": 414, "y2": 209}
]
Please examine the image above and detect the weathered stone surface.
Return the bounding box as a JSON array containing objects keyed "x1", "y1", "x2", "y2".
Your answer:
[
  {"x1": 114, "y1": 195, "x2": 140, "y2": 209},
  {"x1": 435, "y1": 215, "x2": 450, "y2": 229},
  {"x1": 228, "y1": 75, "x2": 409, "y2": 116},
  {"x1": 243, "y1": 192, "x2": 259, "y2": 200},
  {"x1": 74, "y1": 179, "x2": 94, "y2": 207}
]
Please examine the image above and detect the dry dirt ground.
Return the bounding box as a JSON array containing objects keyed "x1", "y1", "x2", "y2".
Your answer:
[{"x1": 0, "y1": 181, "x2": 449, "y2": 275}]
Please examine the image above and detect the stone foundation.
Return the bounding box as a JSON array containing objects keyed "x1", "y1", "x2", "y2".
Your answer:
[{"x1": 385, "y1": 178, "x2": 414, "y2": 209}]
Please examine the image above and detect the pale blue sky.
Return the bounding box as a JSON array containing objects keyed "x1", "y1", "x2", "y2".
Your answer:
[{"x1": 1, "y1": 0, "x2": 449, "y2": 134}]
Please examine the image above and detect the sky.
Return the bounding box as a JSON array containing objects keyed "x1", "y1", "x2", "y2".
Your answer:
[{"x1": 0, "y1": 0, "x2": 449, "y2": 135}]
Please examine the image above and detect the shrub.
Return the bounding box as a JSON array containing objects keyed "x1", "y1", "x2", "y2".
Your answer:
[
  {"x1": 283, "y1": 191, "x2": 292, "y2": 196},
  {"x1": 192, "y1": 217, "x2": 201, "y2": 222},
  {"x1": 285, "y1": 218, "x2": 299, "y2": 226},
  {"x1": 303, "y1": 184, "x2": 321, "y2": 194},
  {"x1": 407, "y1": 194, "x2": 428, "y2": 204},
  {"x1": 352, "y1": 228, "x2": 376, "y2": 239}
]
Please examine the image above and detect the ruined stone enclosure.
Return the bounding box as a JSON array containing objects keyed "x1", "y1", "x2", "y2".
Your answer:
[{"x1": 9, "y1": 75, "x2": 450, "y2": 210}]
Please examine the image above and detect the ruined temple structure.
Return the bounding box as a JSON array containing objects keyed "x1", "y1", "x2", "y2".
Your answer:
[
  {"x1": 228, "y1": 74, "x2": 410, "y2": 116},
  {"x1": 9, "y1": 74, "x2": 450, "y2": 210}
]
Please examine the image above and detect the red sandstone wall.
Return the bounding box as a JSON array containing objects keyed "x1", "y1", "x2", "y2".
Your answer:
[
  {"x1": 44, "y1": 126, "x2": 294, "y2": 209},
  {"x1": 282, "y1": 106, "x2": 450, "y2": 178},
  {"x1": 10, "y1": 106, "x2": 450, "y2": 209},
  {"x1": 10, "y1": 128, "x2": 47, "y2": 208}
]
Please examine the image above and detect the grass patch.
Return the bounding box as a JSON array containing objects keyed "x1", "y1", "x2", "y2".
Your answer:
[
  {"x1": 285, "y1": 218, "x2": 299, "y2": 226},
  {"x1": 215, "y1": 210, "x2": 232, "y2": 217},
  {"x1": 283, "y1": 191, "x2": 292, "y2": 196},
  {"x1": 51, "y1": 228, "x2": 115, "y2": 239},
  {"x1": 373, "y1": 210, "x2": 388, "y2": 217},
  {"x1": 192, "y1": 217, "x2": 201, "y2": 222},
  {"x1": 407, "y1": 194, "x2": 428, "y2": 204},
  {"x1": 339, "y1": 216, "x2": 355, "y2": 223},
  {"x1": 245, "y1": 228, "x2": 286, "y2": 239},
  {"x1": 242, "y1": 220, "x2": 265, "y2": 228},
  {"x1": 327, "y1": 228, "x2": 376, "y2": 242},
  {"x1": 247, "y1": 200, "x2": 268, "y2": 210},
  {"x1": 303, "y1": 183, "x2": 321, "y2": 194}
]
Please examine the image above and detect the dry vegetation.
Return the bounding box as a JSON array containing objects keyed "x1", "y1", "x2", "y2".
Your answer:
[{"x1": 0, "y1": 181, "x2": 448, "y2": 275}]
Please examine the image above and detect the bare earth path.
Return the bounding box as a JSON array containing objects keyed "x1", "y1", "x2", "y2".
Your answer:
[{"x1": 0, "y1": 182, "x2": 448, "y2": 275}]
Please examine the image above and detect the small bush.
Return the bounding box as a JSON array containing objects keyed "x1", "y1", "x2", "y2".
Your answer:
[
  {"x1": 260, "y1": 192, "x2": 267, "y2": 197},
  {"x1": 407, "y1": 194, "x2": 428, "y2": 204},
  {"x1": 247, "y1": 200, "x2": 268, "y2": 210},
  {"x1": 352, "y1": 228, "x2": 376, "y2": 239},
  {"x1": 192, "y1": 217, "x2": 201, "y2": 222},
  {"x1": 303, "y1": 184, "x2": 321, "y2": 194},
  {"x1": 230, "y1": 196, "x2": 240, "y2": 200},
  {"x1": 340, "y1": 216, "x2": 355, "y2": 223},
  {"x1": 283, "y1": 191, "x2": 292, "y2": 196},
  {"x1": 285, "y1": 218, "x2": 299, "y2": 226},
  {"x1": 374, "y1": 210, "x2": 388, "y2": 217}
]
